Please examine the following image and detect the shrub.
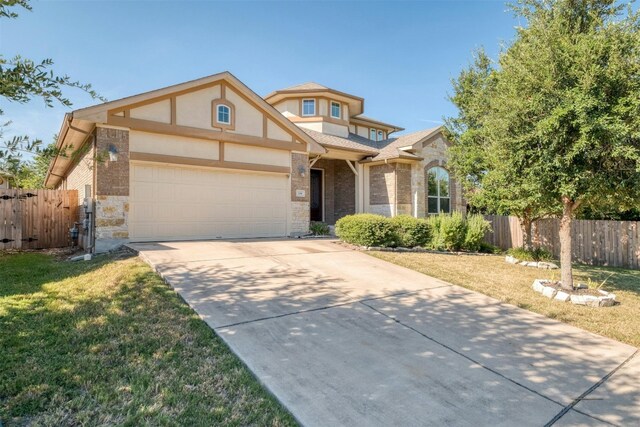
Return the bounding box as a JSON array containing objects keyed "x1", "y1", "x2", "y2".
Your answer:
[
  {"x1": 390, "y1": 215, "x2": 431, "y2": 248},
  {"x1": 309, "y1": 221, "x2": 330, "y2": 236},
  {"x1": 335, "y1": 214, "x2": 397, "y2": 247},
  {"x1": 464, "y1": 214, "x2": 492, "y2": 251},
  {"x1": 507, "y1": 247, "x2": 553, "y2": 262},
  {"x1": 428, "y1": 212, "x2": 467, "y2": 251},
  {"x1": 478, "y1": 241, "x2": 502, "y2": 254}
]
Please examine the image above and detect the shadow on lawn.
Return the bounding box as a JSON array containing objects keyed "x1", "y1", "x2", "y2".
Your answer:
[
  {"x1": 575, "y1": 263, "x2": 640, "y2": 296},
  {"x1": 0, "y1": 252, "x2": 294, "y2": 426}
]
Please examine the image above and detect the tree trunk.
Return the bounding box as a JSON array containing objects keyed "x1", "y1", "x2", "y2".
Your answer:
[
  {"x1": 520, "y1": 217, "x2": 533, "y2": 251},
  {"x1": 559, "y1": 197, "x2": 574, "y2": 291}
]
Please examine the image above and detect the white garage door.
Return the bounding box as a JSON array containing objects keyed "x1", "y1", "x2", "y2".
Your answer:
[{"x1": 130, "y1": 163, "x2": 289, "y2": 241}]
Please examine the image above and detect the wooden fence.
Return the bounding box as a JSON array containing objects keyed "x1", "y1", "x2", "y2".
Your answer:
[
  {"x1": 0, "y1": 189, "x2": 78, "y2": 250},
  {"x1": 484, "y1": 215, "x2": 640, "y2": 269}
]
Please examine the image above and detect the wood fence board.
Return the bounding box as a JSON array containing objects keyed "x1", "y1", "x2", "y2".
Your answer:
[
  {"x1": 0, "y1": 189, "x2": 78, "y2": 250},
  {"x1": 484, "y1": 215, "x2": 640, "y2": 269}
]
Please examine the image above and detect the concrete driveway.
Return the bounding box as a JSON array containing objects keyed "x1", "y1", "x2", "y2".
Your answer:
[{"x1": 130, "y1": 239, "x2": 639, "y2": 427}]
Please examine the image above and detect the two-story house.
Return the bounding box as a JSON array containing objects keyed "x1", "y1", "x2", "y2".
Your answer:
[{"x1": 45, "y1": 72, "x2": 464, "y2": 251}]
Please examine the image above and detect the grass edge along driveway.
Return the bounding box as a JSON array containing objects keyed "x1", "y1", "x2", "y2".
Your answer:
[
  {"x1": 0, "y1": 251, "x2": 297, "y2": 426},
  {"x1": 369, "y1": 250, "x2": 640, "y2": 348}
]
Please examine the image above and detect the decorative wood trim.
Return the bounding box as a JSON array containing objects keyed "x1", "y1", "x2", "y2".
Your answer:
[
  {"x1": 170, "y1": 97, "x2": 176, "y2": 125},
  {"x1": 219, "y1": 141, "x2": 225, "y2": 161},
  {"x1": 130, "y1": 151, "x2": 290, "y2": 174},
  {"x1": 287, "y1": 115, "x2": 349, "y2": 127},
  {"x1": 107, "y1": 115, "x2": 302, "y2": 151},
  {"x1": 263, "y1": 115, "x2": 268, "y2": 138}
]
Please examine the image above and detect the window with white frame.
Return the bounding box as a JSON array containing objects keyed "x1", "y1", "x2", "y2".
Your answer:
[
  {"x1": 217, "y1": 104, "x2": 231, "y2": 125},
  {"x1": 302, "y1": 99, "x2": 316, "y2": 116},
  {"x1": 427, "y1": 167, "x2": 450, "y2": 214},
  {"x1": 370, "y1": 128, "x2": 377, "y2": 140},
  {"x1": 330, "y1": 101, "x2": 341, "y2": 119},
  {"x1": 378, "y1": 130, "x2": 384, "y2": 141}
]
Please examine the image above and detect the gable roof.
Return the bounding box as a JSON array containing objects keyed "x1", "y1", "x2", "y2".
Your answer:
[
  {"x1": 45, "y1": 72, "x2": 326, "y2": 187},
  {"x1": 359, "y1": 126, "x2": 443, "y2": 162}
]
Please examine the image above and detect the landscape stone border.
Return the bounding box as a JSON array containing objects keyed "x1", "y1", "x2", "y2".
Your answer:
[
  {"x1": 506, "y1": 255, "x2": 559, "y2": 270},
  {"x1": 532, "y1": 279, "x2": 616, "y2": 307}
]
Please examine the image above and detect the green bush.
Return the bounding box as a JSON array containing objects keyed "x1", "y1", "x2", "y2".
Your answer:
[
  {"x1": 335, "y1": 214, "x2": 397, "y2": 247},
  {"x1": 464, "y1": 214, "x2": 492, "y2": 251},
  {"x1": 478, "y1": 241, "x2": 502, "y2": 254},
  {"x1": 429, "y1": 212, "x2": 467, "y2": 251},
  {"x1": 390, "y1": 215, "x2": 431, "y2": 248},
  {"x1": 507, "y1": 247, "x2": 553, "y2": 261},
  {"x1": 309, "y1": 221, "x2": 330, "y2": 236}
]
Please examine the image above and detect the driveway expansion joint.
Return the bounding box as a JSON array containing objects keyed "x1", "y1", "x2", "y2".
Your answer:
[
  {"x1": 215, "y1": 285, "x2": 452, "y2": 329},
  {"x1": 358, "y1": 300, "x2": 567, "y2": 408},
  {"x1": 544, "y1": 349, "x2": 639, "y2": 427}
]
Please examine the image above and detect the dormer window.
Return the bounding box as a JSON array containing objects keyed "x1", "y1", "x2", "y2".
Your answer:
[
  {"x1": 330, "y1": 101, "x2": 341, "y2": 119},
  {"x1": 217, "y1": 104, "x2": 231, "y2": 124},
  {"x1": 370, "y1": 128, "x2": 377, "y2": 141},
  {"x1": 302, "y1": 99, "x2": 316, "y2": 116},
  {"x1": 378, "y1": 130, "x2": 384, "y2": 141}
]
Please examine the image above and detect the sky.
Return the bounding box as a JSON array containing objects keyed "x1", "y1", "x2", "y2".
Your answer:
[{"x1": 1, "y1": 0, "x2": 521, "y2": 144}]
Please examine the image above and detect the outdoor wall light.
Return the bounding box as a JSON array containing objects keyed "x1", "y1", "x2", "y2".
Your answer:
[
  {"x1": 298, "y1": 164, "x2": 306, "y2": 177},
  {"x1": 108, "y1": 144, "x2": 118, "y2": 162}
]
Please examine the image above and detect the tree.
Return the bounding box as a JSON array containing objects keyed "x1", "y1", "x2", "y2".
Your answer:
[
  {"x1": 0, "y1": 0, "x2": 103, "y2": 185},
  {"x1": 446, "y1": 50, "x2": 557, "y2": 250},
  {"x1": 446, "y1": 0, "x2": 640, "y2": 290}
]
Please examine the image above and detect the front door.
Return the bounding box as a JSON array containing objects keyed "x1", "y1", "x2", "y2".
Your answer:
[{"x1": 310, "y1": 169, "x2": 323, "y2": 222}]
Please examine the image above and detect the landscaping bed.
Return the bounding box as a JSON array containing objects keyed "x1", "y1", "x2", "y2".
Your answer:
[{"x1": 0, "y1": 251, "x2": 296, "y2": 426}]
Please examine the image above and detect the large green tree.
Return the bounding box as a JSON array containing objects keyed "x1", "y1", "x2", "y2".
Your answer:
[
  {"x1": 447, "y1": 0, "x2": 640, "y2": 289},
  {"x1": 0, "y1": 0, "x2": 103, "y2": 185}
]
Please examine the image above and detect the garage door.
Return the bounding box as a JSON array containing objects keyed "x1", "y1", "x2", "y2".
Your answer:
[{"x1": 130, "y1": 163, "x2": 289, "y2": 241}]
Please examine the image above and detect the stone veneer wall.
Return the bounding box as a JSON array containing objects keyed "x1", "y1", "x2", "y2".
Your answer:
[
  {"x1": 95, "y1": 127, "x2": 130, "y2": 241},
  {"x1": 291, "y1": 152, "x2": 310, "y2": 235},
  {"x1": 415, "y1": 134, "x2": 466, "y2": 216}
]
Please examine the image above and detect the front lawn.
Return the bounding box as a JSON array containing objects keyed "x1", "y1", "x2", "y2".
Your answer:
[
  {"x1": 0, "y1": 251, "x2": 296, "y2": 426},
  {"x1": 370, "y1": 251, "x2": 640, "y2": 348}
]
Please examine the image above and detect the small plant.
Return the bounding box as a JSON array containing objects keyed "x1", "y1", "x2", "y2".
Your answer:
[
  {"x1": 390, "y1": 215, "x2": 431, "y2": 248},
  {"x1": 507, "y1": 247, "x2": 553, "y2": 262},
  {"x1": 464, "y1": 214, "x2": 492, "y2": 251},
  {"x1": 428, "y1": 212, "x2": 467, "y2": 251},
  {"x1": 309, "y1": 221, "x2": 330, "y2": 236}
]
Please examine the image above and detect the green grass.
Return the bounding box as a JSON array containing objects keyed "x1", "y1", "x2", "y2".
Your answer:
[
  {"x1": 0, "y1": 251, "x2": 297, "y2": 426},
  {"x1": 369, "y1": 251, "x2": 640, "y2": 348}
]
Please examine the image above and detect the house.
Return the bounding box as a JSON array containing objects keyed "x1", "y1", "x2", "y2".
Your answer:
[{"x1": 44, "y1": 72, "x2": 464, "y2": 251}]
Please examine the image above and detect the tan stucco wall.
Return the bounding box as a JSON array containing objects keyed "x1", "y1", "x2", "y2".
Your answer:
[
  {"x1": 130, "y1": 99, "x2": 171, "y2": 123},
  {"x1": 130, "y1": 131, "x2": 220, "y2": 160}
]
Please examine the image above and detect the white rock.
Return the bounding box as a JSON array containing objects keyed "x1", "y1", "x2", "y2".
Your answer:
[
  {"x1": 532, "y1": 279, "x2": 547, "y2": 293},
  {"x1": 542, "y1": 286, "x2": 558, "y2": 299},
  {"x1": 506, "y1": 255, "x2": 519, "y2": 264},
  {"x1": 538, "y1": 261, "x2": 559, "y2": 269},
  {"x1": 571, "y1": 294, "x2": 599, "y2": 306},
  {"x1": 526, "y1": 261, "x2": 539, "y2": 268}
]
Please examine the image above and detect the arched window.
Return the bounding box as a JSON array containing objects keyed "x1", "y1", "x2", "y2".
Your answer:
[
  {"x1": 427, "y1": 166, "x2": 450, "y2": 214},
  {"x1": 217, "y1": 104, "x2": 231, "y2": 125}
]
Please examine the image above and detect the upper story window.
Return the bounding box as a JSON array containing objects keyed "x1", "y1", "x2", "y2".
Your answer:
[
  {"x1": 370, "y1": 128, "x2": 377, "y2": 140},
  {"x1": 427, "y1": 167, "x2": 450, "y2": 214},
  {"x1": 378, "y1": 130, "x2": 384, "y2": 141},
  {"x1": 217, "y1": 104, "x2": 231, "y2": 124},
  {"x1": 330, "y1": 101, "x2": 341, "y2": 119},
  {"x1": 302, "y1": 99, "x2": 316, "y2": 116}
]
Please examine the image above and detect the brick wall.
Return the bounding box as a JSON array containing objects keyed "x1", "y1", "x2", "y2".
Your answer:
[
  {"x1": 61, "y1": 141, "x2": 95, "y2": 248},
  {"x1": 369, "y1": 163, "x2": 395, "y2": 205},
  {"x1": 311, "y1": 159, "x2": 354, "y2": 224},
  {"x1": 94, "y1": 127, "x2": 130, "y2": 241},
  {"x1": 291, "y1": 152, "x2": 310, "y2": 235}
]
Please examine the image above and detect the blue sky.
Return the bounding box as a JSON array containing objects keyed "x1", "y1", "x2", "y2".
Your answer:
[{"x1": 1, "y1": 0, "x2": 520, "y2": 143}]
